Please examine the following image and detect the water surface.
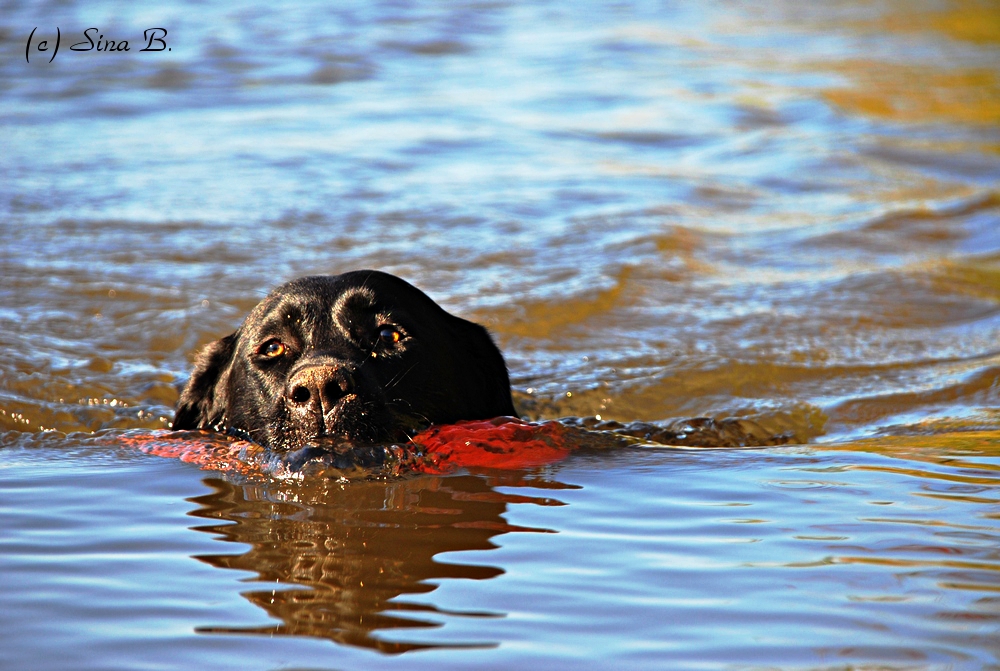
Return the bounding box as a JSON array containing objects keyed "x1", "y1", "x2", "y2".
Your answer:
[{"x1": 2, "y1": 1, "x2": 999, "y2": 669}]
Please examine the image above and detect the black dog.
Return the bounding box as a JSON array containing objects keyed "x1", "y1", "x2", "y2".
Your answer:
[{"x1": 173, "y1": 270, "x2": 516, "y2": 451}]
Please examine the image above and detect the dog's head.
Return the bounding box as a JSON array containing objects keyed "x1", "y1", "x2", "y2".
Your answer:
[{"x1": 173, "y1": 271, "x2": 516, "y2": 451}]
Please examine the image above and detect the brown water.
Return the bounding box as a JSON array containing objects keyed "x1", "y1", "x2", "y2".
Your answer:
[{"x1": 2, "y1": 1, "x2": 999, "y2": 669}]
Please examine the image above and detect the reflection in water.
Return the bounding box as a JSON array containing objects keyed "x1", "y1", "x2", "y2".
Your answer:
[
  {"x1": 187, "y1": 472, "x2": 573, "y2": 652},
  {"x1": 847, "y1": 0, "x2": 1000, "y2": 124}
]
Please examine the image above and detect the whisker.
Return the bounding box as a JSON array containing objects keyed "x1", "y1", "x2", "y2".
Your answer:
[{"x1": 385, "y1": 362, "x2": 419, "y2": 390}]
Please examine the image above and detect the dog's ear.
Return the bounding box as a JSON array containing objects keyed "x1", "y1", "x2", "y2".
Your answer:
[
  {"x1": 172, "y1": 334, "x2": 237, "y2": 430},
  {"x1": 455, "y1": 320, "x2": 518, "y2": 419}
]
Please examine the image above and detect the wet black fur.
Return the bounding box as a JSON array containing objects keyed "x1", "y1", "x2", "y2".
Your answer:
[{"x1": 173, "y1": 270, "x2": 516, "y2": 451}]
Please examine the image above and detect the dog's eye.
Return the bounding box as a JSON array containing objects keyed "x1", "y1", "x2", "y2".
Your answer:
[
  {"x1": 260, "y1": 340, "x2": 286, "y2": 358},
  {"x1": 378, "y1": 327, "x2": 402, "y2": 345}
]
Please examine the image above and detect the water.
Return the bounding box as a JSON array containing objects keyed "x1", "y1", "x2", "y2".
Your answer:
[{"x1": 2, "y1": 0, "x2": 999, "y2": 668}]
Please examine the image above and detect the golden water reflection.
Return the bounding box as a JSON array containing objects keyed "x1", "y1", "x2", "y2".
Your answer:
[
  {"x1": 828, "y1": 1, "x2": 1000, "y2": 125},
  {"x1": 823, "y1": 62, "x2": 1000, "y2": 126},
  {"x1": 188, "y1": 472, "x2": 574, "y2": 652}
]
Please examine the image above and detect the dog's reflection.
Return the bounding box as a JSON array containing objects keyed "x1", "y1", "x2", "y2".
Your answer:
[{"x1": 186, "y1": 472, "x2": 573, "y2": 652}]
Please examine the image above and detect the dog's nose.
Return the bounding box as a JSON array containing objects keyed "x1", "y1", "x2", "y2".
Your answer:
[{"x1": 285, "y1": 364, "x2": 355, "y2": 418}]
